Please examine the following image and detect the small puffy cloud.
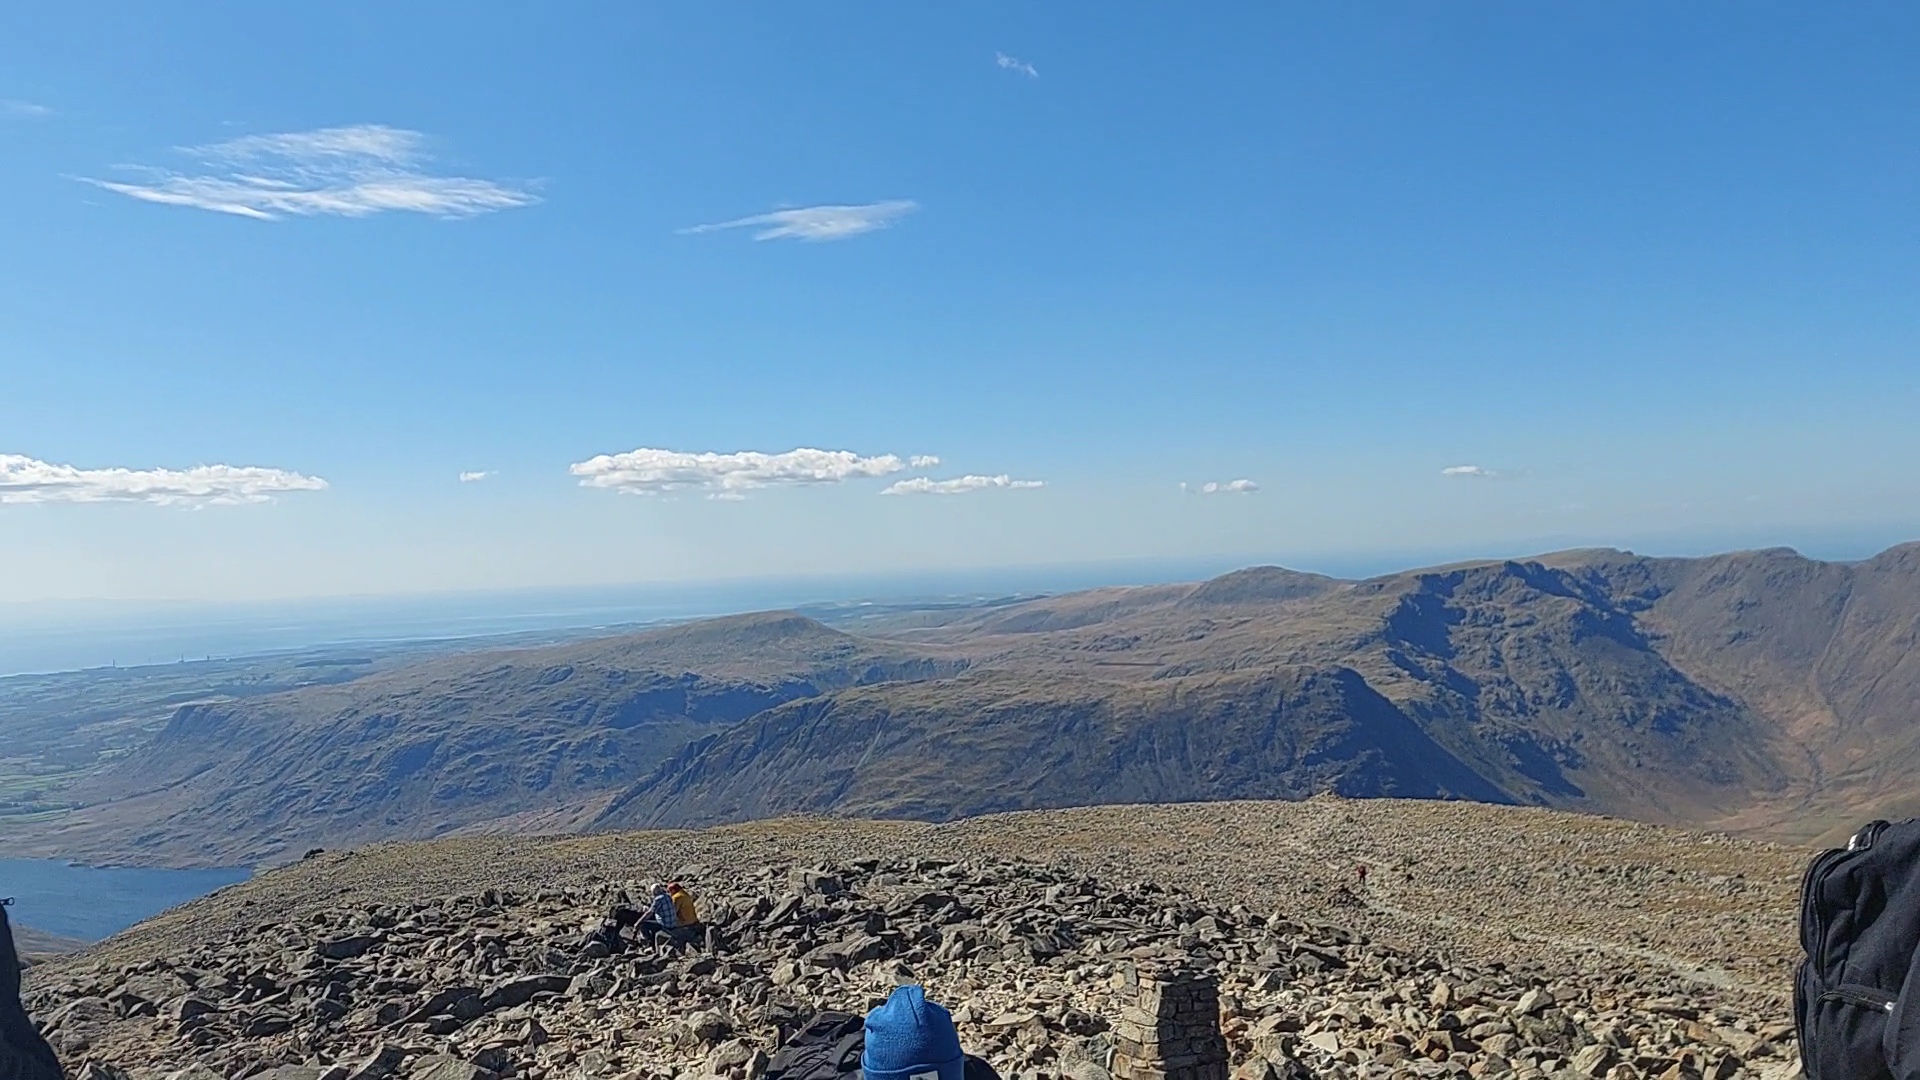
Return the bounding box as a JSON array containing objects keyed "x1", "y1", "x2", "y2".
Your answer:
[
  {"x1": 458, "y1": 471, "x2": 493, "y2": 483},
  {"x1": 679, "y1": 200, "x2": 917, "y2": 242},
  {"x1": 882, "y1": 474, "x2": 1045, "y2": 496},
  {"x1": 909, "y1": 455, "x2": 941, "y2": 468},
  {"x1": 996, "y1": 52, "x2": 1039, "y2": 78},
  {"x1": 1441, "y1": 465, "x2": 1499, "y2": 478},
  {"x1": 0, "y1": 454, "x2": 327, "y2": 507},
  {"x1": 3, "y1": 100, "x2": 53, "y2": 118},
  {"x1": 1183, "y1": 479, "x2": 1259, "y2": 495},
  {"x1": 81, "y1": 123, "x2": 537, "y2": 220},
  {"x1": 571, "y1": 447, "x2": 910, "y2": 499}
]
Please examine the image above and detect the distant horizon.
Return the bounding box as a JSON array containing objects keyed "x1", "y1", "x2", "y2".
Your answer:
[
  {"x1": 5, "y1": 523, "x2": 1912, "y2": 679},
  {"x1": 5, "y1": 520, "x2": 1914, "y2": 612}
]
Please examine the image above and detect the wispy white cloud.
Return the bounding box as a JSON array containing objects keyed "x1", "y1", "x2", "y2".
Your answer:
[
  {"x1": 1182, "y1": 479, "x2": 1259, "y2": 495},
  {"x1": 202, "y1": 126, "x2": 418, "y2": 163},
  {"x1": 1441, "y1": 465, "x2": 1500, "y2": 478},
  {"x1": 571, "y1": 447, "x2": 911, "y2": 499},
  {"x1": 882, "y1": 474, "x2": 1045, "y2": 496},
  {"x1": 0, "y1": 454, "x2": 327, "y2": 507},
  {"x1": 996, "y1": 52, "x2": 1039, "y2": 78},
  {"x1": 679, "y1": 200, "x2": 917, "y2": 242},
  {"x1": 458, "y1": 471, "x2": 493, "y2": 483},
  {"x1": 2, "y1": 100, "x2": 53, "y2": 119},
  {"x1": 909, "y1": 455, "x2": 942, "y2": 468},
  {"x1": 81, "y1": 124, "x2": 537, "y2": 220}
]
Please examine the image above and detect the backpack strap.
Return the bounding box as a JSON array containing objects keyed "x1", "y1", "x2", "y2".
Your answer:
[{"x1": 1851, "y1": 820, "x2": 1892, "y2": 852}]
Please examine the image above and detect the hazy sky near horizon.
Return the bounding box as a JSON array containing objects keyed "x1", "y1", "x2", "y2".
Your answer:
[{"x1": 4, "y1": 3, "x2": 1919, "y2": 602}]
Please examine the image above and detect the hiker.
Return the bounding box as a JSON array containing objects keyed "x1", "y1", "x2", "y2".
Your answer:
[
  {"x1": 662, "y1": 882, "x2": 713, "y2": 952},
  {"x1": 0, "y1": 899, "x2": 64, "y2": 1080},
  {"x1": 1357, "y1": 864, "x2": 1369, "y2": 887},
  {"x1": 637, "y1": 883, "x2": 676, "y2": 941},
  {"x1": 586, "y1": 890, "x2": 660, "y2": 955},
  {"x1": 668, "y1": 881, "x2": 699, "y2": 930}
]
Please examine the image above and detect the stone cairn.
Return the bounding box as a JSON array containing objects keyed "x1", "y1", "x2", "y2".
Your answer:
[{"x1": 1110, "y1": 963, "x2": 1230, "y2": 1080}]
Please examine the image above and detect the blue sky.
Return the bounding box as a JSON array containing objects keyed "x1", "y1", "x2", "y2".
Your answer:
[{"x1": 3, "y1": 2, "x2": 1918, "y2": 602}]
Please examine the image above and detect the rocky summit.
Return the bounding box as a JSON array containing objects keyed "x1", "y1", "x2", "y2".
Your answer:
[{"x1": 21, "y1": 802, "x2": 1807, "y2": 1080}]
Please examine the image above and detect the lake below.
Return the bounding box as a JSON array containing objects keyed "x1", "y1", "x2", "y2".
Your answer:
[{"x1": 0, "y1": 858, "x2": 250, "y2": 941}]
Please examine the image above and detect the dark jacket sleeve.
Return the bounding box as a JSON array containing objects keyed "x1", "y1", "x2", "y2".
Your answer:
[{"x1": 0, "y1": 903, "x2": 65, "y2": 1080}]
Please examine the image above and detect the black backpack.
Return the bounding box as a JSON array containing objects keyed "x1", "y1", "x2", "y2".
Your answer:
[
  {"x1": 1795, "y1": 819, "x2": 1920, "y2": 1080},
  {"x1": 764, "y1": 1010, "x2": 1003, "y2": 1080},
  {"x1": 0, "y1": 899, "x2": 64, "y2": 1080},
  {"x1": 766, "y1": 1012, "x2": 866, "y2": 1080}
]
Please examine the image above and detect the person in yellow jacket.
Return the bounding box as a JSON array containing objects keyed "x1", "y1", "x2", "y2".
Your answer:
[{"x1": 667, "y1": 882, "x2": 700, "y2": 928}]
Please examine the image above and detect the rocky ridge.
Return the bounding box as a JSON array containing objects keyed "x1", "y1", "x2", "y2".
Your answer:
[
  {"x1": 22, "y1": 801, "x2": 1812, "y2": 1080},
  {"x1": 39, "y1": 801, "x2": 1807, "y2": 1001},
  {"x1": 27, "y1": 856, "x2": 1798, "y2": 1080}
]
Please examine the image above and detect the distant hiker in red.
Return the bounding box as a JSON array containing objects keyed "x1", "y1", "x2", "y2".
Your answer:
[{"x1": 1357, "y1": 864, "x2": 1369, "y2": 887}]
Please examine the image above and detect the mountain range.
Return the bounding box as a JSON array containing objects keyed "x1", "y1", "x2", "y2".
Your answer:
[{"x1": 10, "y1": 543, "x2": 1919, "y2": 865}]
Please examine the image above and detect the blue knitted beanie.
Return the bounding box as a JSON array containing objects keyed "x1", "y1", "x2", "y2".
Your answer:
[{"x1": 860, "y1": 985, "x2": 965, "y2": 1080}]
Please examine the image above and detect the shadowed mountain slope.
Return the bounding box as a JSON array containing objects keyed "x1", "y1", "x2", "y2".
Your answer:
[
  {"x1": 11, "y1": 613, "x2": 961, "y2": 865},
  {"x1": 595, "y1": 665, "x2": 1510, "y2": 829},
  {"x1": 598, "y1": 558, "x2": 1791, "y2": 831},
  {"x1": 1540, "y1": 543, "x2": 1920, "y2": 840}
]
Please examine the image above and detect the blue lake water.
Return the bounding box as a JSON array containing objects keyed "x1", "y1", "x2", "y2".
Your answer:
[{"x1": 0, "y1": 858, "x2": 250, "y2": 941}]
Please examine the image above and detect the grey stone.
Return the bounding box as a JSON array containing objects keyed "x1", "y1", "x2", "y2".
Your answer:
[
  {"x1": 1517, "y1": 988, "x2": 1556, "y2": 1016},
  {"x1": 409, "y1": 1054, "x2": 494, "y2": 1080},
  {"x1": 345, "y1": 1045, "x2": 408, "y2": 1080},
  {"x1": 317, "y1": 935, "x2": 379, "y2": 961},
  {"x1": 479, "y1": 974, "x2": 569, "y2": 1011}
]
